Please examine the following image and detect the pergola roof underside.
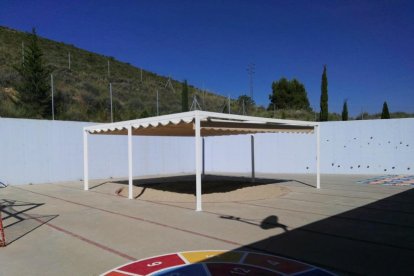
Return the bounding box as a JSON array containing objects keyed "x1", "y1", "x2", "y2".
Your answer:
[{"x1": 88, "y1": 121, "x2": 314, "y2": 136}]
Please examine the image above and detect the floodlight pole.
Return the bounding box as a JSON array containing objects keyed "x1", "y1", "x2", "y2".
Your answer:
[
  {"x1": 247, "y1": 63, "x2": 255, "y2": 100},
  {"x1": 107, "y1": 60, "x2": 110, "y2": 78},
  {"x1": 195, "y1": 113, "x2": 202, "y2": 211},
  {"x1": 83, "y1": 130, "x2": 89, "y2": 191}
]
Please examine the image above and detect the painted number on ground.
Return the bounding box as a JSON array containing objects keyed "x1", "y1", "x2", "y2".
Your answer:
[{"x1": 147, "y1": 261, "x2": 162, "y2": 267}]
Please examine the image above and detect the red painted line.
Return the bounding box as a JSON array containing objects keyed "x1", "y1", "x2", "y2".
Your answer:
[
  {"x1": 0, "y1": 211, "x2": 5, "y2": 247},
  {"x1": 8, "y1": 186, "x2": 351, "y2": 275},
  {"x1": 56, "y1": 184, "x2": 253, "y2": 227},
  {"x1": 25, "y1": 213, "x2": 135, "y2": 261},
  {"x1": 12, "y1": 186, "x2": 242, "y2": 247}
]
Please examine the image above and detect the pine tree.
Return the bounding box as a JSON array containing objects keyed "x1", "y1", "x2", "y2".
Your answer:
[
  {"x1": 319, "y1": 65, "x2": 328, "y2": 121},
  {"x1": 181, "y1": 80, "x2": 189, "y2": 112},
  {"x1": 14, "y1": 28, "x2": 51, "y2": 118},
  {"x1": 342, "y1": 100, "x2": 348, "y2": 121},
  {"x1": 381, "y1": 101, "x2": 390, "y2": 119},
  {"x1": 268, "y1": 78, "x2": 310, "y2": 110}
]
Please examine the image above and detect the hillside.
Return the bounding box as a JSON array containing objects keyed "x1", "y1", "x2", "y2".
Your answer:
[
  {"x1": 2, "y1": 26, "x2": 411, "y2": 122},
  {"x1": 0, "y1": 26, "x2": 232, "y2": 122}
]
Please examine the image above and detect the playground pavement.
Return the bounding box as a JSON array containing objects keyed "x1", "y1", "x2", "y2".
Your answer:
[{"x1": 0, "y1": 173, "x2": 413, "y2": 275}]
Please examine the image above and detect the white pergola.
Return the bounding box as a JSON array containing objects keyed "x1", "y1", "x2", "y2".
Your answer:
[{"x1": 83, "y1": 111, "x2": 320, "y2": 211}]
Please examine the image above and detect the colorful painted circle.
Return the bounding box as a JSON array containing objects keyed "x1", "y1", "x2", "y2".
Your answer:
[{"x1": 101, "y1": 250, "x2": 335, "y2": 275}]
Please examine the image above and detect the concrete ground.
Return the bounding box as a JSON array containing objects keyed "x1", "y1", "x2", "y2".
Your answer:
[{"x1": 0, "y1": 173, "x2": 413, "y2": 275}]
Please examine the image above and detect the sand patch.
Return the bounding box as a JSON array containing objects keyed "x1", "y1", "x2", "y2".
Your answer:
[{"x1": 108, "y1": 175, "x2": 291, "y2": 202}]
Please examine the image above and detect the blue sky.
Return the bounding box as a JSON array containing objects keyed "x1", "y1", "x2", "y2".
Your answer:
[{"x1": 1, "y1": 0, "x2": 413, "y2": 115}]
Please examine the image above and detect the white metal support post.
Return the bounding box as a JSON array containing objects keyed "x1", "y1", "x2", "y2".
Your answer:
[
  {"x1": 83, "y1": 130, "x2": 89, "y2": 191},
  {"x1": 195, "y1": 115, "x2": 202, "y2": 211},
  {"x1": 251, "y1": 135, "x2": 255, "y2": 182},
  {"x1": 202, "y1": 137, "x2": 205, "y2": 177},
  {"x1": 316, "y1": 125, "x2": 321, "y2": 189},
  {"x1": 128, "y1": 126, "x2": 133, "y2": 199}
]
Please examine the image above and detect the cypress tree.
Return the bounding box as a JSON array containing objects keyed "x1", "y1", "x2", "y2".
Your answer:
[
  {"x1": 319, "y1": 65, "x2": 328, "y2": 121},
  {"x1": 181, "y1": 80, "x2": 189, "y2": 112},
  {"x1": 341, "y1": 100, "x2": 348, "y2": 121},
  {"x1": 381, "y1": 101, "x2": 390, "y2": 119},
  {"x1": 14, "y1": 28, "x2": 51, "y2": 118}
]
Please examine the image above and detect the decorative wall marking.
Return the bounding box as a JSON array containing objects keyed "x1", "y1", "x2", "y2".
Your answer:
[{"x1": 357, "y1": 175, "x2": 414, "y2": 186}]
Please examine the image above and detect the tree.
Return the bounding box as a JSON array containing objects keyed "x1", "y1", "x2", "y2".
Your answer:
[
  {"x1": 139, "y1": 109, "x2": 150, "y2": 118},
  {"x1": 319, "y1": 65, "x2": 328, "y2": 121},
  {"x1": 341, "y1": 100, "x2": 348, "y2": 121},
  {"x1": 181, "y1": 80, "x2": 189, "y2": 112},
  {"x1": 14, "y1": 28, "x2": 51, "y2": 118},
  {"x1": 53, "y1": 90, "x2": 72, "y2": 119},
  {"x1": 268, "y1": 78, "x2": 310, "y2": 110},
  {"x1": 381, "y1": 101, "x2": 390, "y2": 119},
  {"x1": 237, "y1": 94, "x2": 255, "y2": 114}
]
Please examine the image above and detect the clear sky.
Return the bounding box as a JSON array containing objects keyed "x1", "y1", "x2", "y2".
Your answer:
[{"x1": 1, "y1": 0, "x2": 413, "y2": 115}]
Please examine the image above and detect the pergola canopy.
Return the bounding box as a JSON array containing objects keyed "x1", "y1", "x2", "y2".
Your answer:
[
  {"x1": 83, "y1": 111, "x2": 320, "y2": 211},
  {"x1": 85, "y1": 111, "x2": 317, "y2": 136}
]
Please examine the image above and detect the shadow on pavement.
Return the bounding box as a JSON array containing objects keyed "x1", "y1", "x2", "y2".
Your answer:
[
  {"x1": 114, "y1": 174, "x2": 291, "y2": 195},
  {"x1": 222, "y1": 188, "x2": 414, "y2": 275},
  {"x1": 220, "y1": 215, "x2": 289, "y2": 232},
  {"x1": 111, "y1": 188, "x2": 414, "y2": 275},
  {"x1": 0, "y1": 199, "x2": 58, "y2": 246}
]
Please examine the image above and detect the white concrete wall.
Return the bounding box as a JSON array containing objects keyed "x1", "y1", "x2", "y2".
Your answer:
[
  {"x1": 0, "y1": 118, "x2": 194, "y2": 185},
  {"x1": 320, "y1": 119, "x2": 414, "y2": 174},
  {"x1": 0, "y1": 117, "x2": 412, "y2": 185},
  {"x1": 0, "y1": 118, "x2": 88, "y2": 185},
  {"x1": 204, "y1": 132, "x2": 316, "y2": 175},
  {"x1": 206, "y1": 118, "x2": 413, "y2": 175},
  {"x1": 88, "y1": 135, "x2": 195, "y2": 180}
]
